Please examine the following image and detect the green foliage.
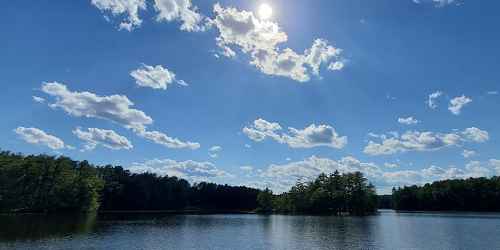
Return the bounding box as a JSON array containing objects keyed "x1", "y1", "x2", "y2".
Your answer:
[
  {"x1": 0, "y1": 152, "x2": 103, "y2": 213},
  {"x1": 0, "y1": 150, "x2": 380, "y2": 215},
  {"x1": 392, "y1": 177, "x2": 500, "y2": 211},
  {"x1": 256, "y1": 188, "x2": 273, "y2": 213},
  {"x1": 273, "y1": 171, "x2": 378, "y2": 215},
  {"x1": 0, "y1": 151, "x2": 259, "y2": 213}
]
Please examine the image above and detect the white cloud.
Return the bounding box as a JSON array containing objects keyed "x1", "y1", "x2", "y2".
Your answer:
[
  {"x1": 487, "y1": 91, "x2": 498, "y2": 95},
  {"x1": 91, "y1": 0, "x2": 146, "y2": 31},
  {"x1": 398, "y1": 116, "x2": 420, "y2": 125},
  {"x1": 73, "y1": 127, "x2": 133, "y2": 151},
  {"x1": 462, "y1": 127, "x2": 489, "y2": 142},
  {"x1": 489, "y1": 159, "x2": 500, "y2": 175},
  {"x1": 328, "y1": 61, "x2": 344, "y2": 71},
  {"x1": 209, "y1": 145, "x2": 222, "y2": 158},
  {"x1": 128, "y1": 158, "x2": 231, "y2": 182},
  {"x1": 305, "y1": 39, "x2": 342, "y2": 76},
  {"x1": 239, "y1": 155, "x2": 499, "y2": 193},
  {"x1": 256, "y1": 156, "x2": 387, "y2": 193},
  {"x1": 364, "y1": 127, "x2": 488, "y2": 155},
  {"x1": 176, "y1": 79, "x2": 189, "y2": 86},
  {"x1": 384, "y1": 162, "x2": 400, "y2": 168},
  {"x1": 240, "y1": 166, "x2": 254, "y2": 172},
  {"x1": 42, "y1": 82, "x2": 152, "y2": 130},
  {"x1": 91, "y1": 0, "x2": 206, "y2": 32},
  {"x1": 412, "y1": 0, "x2": 457, "y2": 7},
  {"x1": 32, "y1": 96, "x2": 45, "y2": 103},
  {"x1": 211, "y1": 4, "x2": 343, "y2": 82},
  {"x1": 41, "y1": 82, "x2": 199, "y2": 150},
  {"x1": 135, "y1": 129, "x2": 200, "y2": 149},
  {"x1": 462, "y1": 149, "x2": 476, "y2": 158},
  {"x1": 427, "y1": 91, "x2": 443, "y2": 109},
  {"x1": 449, "y1": 95, "x2": 472, "y2": 115},
  {"x1": 243, "y1": 118, "x2": 347, "y2": 149},
  {"x1": 153, "y1": 0, "x2": 206, "y2": 32},
  {"x1": 131, "y1": 64, "x2": 187, "y2": 90},
  {"x1": 14, "y1": 127, "x2": 67, "y2": 150}
]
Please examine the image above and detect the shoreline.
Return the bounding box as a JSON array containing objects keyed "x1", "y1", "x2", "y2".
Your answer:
[{"x1": 0, "y1": 209, "x2": 257, "y2": 216}]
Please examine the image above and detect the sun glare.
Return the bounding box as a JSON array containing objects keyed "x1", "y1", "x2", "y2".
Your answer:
[{"x1": 258, "y1": 3, "x2": 273, "y2": 20}]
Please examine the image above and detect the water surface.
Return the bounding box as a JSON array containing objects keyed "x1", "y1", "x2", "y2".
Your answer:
[{"x1": 1, "y1": 210, "x2": 500, "y2": 249}]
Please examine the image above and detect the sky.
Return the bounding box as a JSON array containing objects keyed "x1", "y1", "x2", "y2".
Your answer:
[{"x1": 1, "y1": 0, "x2": 500, "y2": 194}]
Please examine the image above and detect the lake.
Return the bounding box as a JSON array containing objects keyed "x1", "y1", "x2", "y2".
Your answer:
[{"x1": 1, "y1": 210, "x2": 500, "y2": 249}]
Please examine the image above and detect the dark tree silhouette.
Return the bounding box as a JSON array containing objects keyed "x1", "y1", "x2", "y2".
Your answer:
[
  {"x1": 392, "y1": 177, "x2": 500, "y2": 211},
  {"x1": 270, "y1": 171, "x2": 378, "y2": 215},
  {"x1": 1, "y1": 151, "x2": 379, "y2": 215}
]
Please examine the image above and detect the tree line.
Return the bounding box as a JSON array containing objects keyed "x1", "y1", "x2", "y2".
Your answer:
[
  {"x1": 392, "y1": 177, "x2": 500, "y2": 211},
  {"x1": 0, "y1": 151, "x2": 381, "y2": 215},
  {"x1": 0, "y1": 151, "x2": 258, "y2": 213},
  {"x1": 257, "y1": 171, "x2": 378, "y2": 215}
]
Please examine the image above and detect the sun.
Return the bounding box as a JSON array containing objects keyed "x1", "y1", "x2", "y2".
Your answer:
[{"x1": 258, "y1": 3, "x2": 273, "y2": 20}]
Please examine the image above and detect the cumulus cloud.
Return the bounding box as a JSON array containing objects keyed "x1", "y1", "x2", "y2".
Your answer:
[
  {"x1": 91, "y1": 0, "x2": 146, "y2": 31},
  {"x1": 130, "y1": 64, "x2": 187, "y2": 90},
  {"x1": 449, "y1": 95, "x2": 472, "y2": 115},
  {"x1": 364, "y1": 127, "x2": 488, "y2": 155},
  {"x1": 153, "y1": 0, "x2": 206, "y2": 32},
  {"x1": 91, "y1": 0, "x2": 206, "y2": 31},
  {"x1": 398, "y1": 116, "x2": 419, "y2": 125},
  {"x1": 73, "y1": 127, "x2": 133, "y2": 151},
  {"x1": 209, "y1": 145, "x2": 222, "y2": 158},
  {"x1": 462, "y1": 149, "x2": 476, "y2": 158},
  {"x1": 128, "y1": 158, "x2": 231, "y2": 182},
  {"x1": 211, "y1": 4, "x2": 343, "y2": 82},
  {"x1": 462, "y1": 127, "x2": 489, "y2": 142},
  {"x1": 41, "y1": 82, "x2": 199, "y2": 150},
  {"x1": 243, "y1": 118, "x2": 347, "y2": 149},
  {"x1": 252, "y1": 155, "x2": 498, "y2": 193},
  {"x1": 14, "y1": 127, "x2": 67, "y2": 150},
  {"x1": 255, "y1": 156, "x2": 380, "y2": 192},
  {"x1": 253, "y1": 156, "x2": 397, "y2": 193},
  {"x1": 328, "y1": 61, "x2": 344, "y2": 71},
  {"x1": 427, "y1": 91, "x2": 443, "y2": 109},
  {"x1": 42, "y1": 82, "x2": 152, "y2": 130}
]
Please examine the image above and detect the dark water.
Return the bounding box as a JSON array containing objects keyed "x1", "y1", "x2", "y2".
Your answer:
[{"x1": 1, "y1": 210, "x2": 500, "y2": 250}]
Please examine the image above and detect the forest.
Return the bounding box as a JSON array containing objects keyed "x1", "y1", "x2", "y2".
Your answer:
[
  {"x1": 0, "y1": 151, "x2": 258, "y2": 213},
  {"x1": 392, "y1": 177, "x2": 500, "y2": 211},
  {"x1": 0, "y1": 151, "x2": 379, "y2": 215},
  {"x1": 5, "y1": 150, "x2": 500, "y2": 214}
]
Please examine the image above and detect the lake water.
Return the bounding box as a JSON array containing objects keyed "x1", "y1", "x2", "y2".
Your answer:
[{"x1": 1, "y1": 210, "x2": 500, "y2": 250}]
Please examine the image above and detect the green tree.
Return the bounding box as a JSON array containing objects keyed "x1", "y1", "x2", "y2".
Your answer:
[{"x1": 256, "y1": 188, "x2": 273, "y2": 213}]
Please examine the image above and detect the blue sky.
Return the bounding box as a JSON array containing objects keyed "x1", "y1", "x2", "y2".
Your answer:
[{"x1": 2, "y1": 0, "x2": 500, "y2": 193}]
